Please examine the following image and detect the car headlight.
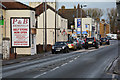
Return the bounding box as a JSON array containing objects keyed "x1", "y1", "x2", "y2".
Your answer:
[
  {"x1": 52, "y1": 46, "x2": 55, "y2": 49},
  {"x1": 62, "y1": 46, "x2": 66, "y2": 49}
]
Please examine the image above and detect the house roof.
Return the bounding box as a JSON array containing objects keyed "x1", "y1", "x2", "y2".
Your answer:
[
  {"x1": 0, "y1": 3, "x2": 6, "y2": 10},
  {"x1": 58, "y1": 8, "x2": 86, "y2": 21},
  {"x1": 1, "y1": 1, "x2": 35, "y2": 10},
  {"x1": 35, "y1": 3, "x2": 65, "y2": 18}
]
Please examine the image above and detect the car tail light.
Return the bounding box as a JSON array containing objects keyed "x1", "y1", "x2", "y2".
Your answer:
[
  {"x1": 107, "y1": 40, "x2": 109, "y2": 41},
  {"x1": 71, "y1": 44, "x2": 74, "y2": 46},
  {"x1": 67, "y1": 43, "x2": 68, "y2": 45},
  {"x1": 94, "y1": 38, "x2": 96, "y2": 42},
  {"x1": 85, "y1": 38, "x2": 86, "y2": 42},
  {"x1": 82, "y1": 42, "x2": 84, "y2": 44}
]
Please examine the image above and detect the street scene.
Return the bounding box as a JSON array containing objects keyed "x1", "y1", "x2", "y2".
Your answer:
[{"x1": 0, "y1": 0, "x2": 120, "y2": 79}]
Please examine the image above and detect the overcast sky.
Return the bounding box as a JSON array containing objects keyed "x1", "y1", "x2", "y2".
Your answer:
[{"x1": 16, "y1": 0, "x2": 116, "y2": 19}]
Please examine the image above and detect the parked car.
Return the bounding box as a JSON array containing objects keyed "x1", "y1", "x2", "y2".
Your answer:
[
  {"x1": 77, "y1": 39, "x2": 84, "y2": 49},
  {"x1": 84, "y1": 37, "x2": 99, "y2": 49},
  {"x1": 73, "y1": 39, "x2": 82, "y2": 49},
  {"x1": 100, "y1": 38, "x2": 110, "y2": 46},
  {"x1": 81, "y1": 40, "x2": 85, "y2": 48},
  {"x1": 106, "y1": 36, "x2": 112, "y2": 40},
  {"x1": 67, "y1": 41, "x2": 77, "y2": 50},
  {"x1": 52, "y1": 42, "x2": 69, "y2": 54}
]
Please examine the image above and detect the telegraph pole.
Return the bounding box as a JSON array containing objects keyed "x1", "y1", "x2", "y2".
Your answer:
[
  {"x1": 80, "y1": 5, "x2": 83, "y2": 39},
  {"x1": 43, "y1": 2, "x2": 45, "y2": 51},
  {"x1": 55, "y1": 1, "x2": 56, "y2": 43},
  {"x1": 45, "y1": 1, "x2": 47, "y2": 52}
]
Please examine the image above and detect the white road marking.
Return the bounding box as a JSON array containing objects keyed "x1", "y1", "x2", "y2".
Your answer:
[
  {"x1": 61, "y1": 63, "x2": 68, "y2": 66},
  {"x1": 74, "y1": 57, "x2": 77, "y2": 60},
  {"x1": 33, "y1": 72, "x2": 47, "y2": 78},
  {"x1": 69, "y1": 60, "x2": 74, "y2": 63},
  {"x1": 52, "y1": 67, "x2": 59, "y2": 71}
]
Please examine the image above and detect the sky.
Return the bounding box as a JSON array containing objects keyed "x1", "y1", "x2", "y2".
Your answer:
[
  {"x1": 56, "y1": 2, "x2": 116, "y2": 19},
  {"x1": 15, "y1": 0, "x2": 116, "y2": 19}
]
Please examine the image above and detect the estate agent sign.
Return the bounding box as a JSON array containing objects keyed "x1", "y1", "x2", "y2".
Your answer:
[{"x1": 11, "y1": 17, "x2": 30, "y2": 48}]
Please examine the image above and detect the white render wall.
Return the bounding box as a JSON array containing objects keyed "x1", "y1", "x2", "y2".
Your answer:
[
  {"x1": 36, "y1": 9, "x2": 68, "y2": 45},
  {"x1": 5, "y1": 10, "x2": 36, "y2": 55},
  {"x1": 75, "y1": 18, "x2": 92, "y2": 31}
]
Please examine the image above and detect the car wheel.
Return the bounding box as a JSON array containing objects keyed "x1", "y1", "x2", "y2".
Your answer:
[
  {"x1": 67, "y1": 48, "x2": 69, "y2": 53},
  {"x1": 107, "y1": 42, "x2": 110, "y2": 45},
  {"x1": 100, "y1": 43, "x2": 102, "y2": 46},
  {"x1": 52, "y1": 51, "x2": 55, "y2": 54},
  {"x1": 95, "y1": 45, "x2": 99, "y2": 49},
  {"x1": 85, "y1": 46, "x2": 88, "y2": 49}
]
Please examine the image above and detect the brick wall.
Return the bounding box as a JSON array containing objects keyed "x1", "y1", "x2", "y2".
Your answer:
[{"x1": 100, "y1": 23, "x2": 110, "y2": 38}]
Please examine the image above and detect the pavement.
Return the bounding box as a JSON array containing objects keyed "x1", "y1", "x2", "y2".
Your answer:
[{"x1": 2, "y1": 51, "x2": 52, "y2": 66}]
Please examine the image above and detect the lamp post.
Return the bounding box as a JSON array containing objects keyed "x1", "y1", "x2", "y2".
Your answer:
[{"x1": 80, "y1": 4, "x2": 87, "y2": 39}]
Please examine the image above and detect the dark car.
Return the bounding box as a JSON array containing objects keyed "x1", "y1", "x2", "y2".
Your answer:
[
  {"x1": 84, "y1": 37, "x2": 99, "y2": 49},
  {"x1": 100, "y1": 38, "x2": 110, "y2": 46},
  {"x1": 52, "y1": 42, "x2": 69, "y2": 54},
  {"x1": 73, "y1": 39, "x2": 82, "y2": 49},
  {"x1": 106, "y1": 36, "x2": 112, "y2": 40},
  {"x1": 77, "y1": 39, "x2": 84, "y2": 49},
  {"x1": 81, "y1": 40, "x2": 85, "y2": 48}
]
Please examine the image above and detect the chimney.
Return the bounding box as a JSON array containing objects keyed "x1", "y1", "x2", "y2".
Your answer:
[
  {"x1": 74, "y1": 6, "x2": 76, "y2": 9},
  {"x1": 77, "y1": 4, "x2": 80, "y2": 9},
  {"x1": 61, "y1": 5, "x2": 65, "y2": 9}
]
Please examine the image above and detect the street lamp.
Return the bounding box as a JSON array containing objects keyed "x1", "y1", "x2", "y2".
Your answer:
[{"x1": 80, "y1": 4, "x2": 87, "y2": 39}]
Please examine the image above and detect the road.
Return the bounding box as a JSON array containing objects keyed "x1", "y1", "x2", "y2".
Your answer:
[{"x1": 2, "y1": 40, "x2": 119, "y2": 79}]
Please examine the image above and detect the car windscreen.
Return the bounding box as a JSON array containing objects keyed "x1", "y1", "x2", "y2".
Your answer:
[{"x1": 67, "y1": 41, "x2": 73, "y2": 44}]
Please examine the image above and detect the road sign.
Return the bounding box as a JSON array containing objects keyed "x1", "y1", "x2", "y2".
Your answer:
[
  {"x1": 11, "y1": 17, "x2": 30, "y2": 48},
  {"x1": 77, "y1": 19, "x2": 81, "y2": 28}
]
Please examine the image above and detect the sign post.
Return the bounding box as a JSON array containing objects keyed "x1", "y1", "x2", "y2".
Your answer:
[{"x1": 11, "y1": 17, "x2": 30, "y2": 58}]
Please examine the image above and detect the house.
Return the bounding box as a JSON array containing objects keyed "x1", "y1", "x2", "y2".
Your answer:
[
  {"x1": 29, "y1": 2, "x2": 56, "y2": 9},
  {"x1": 1, "y1": 1, "x2": 37, "y2": 56},
  {"x1": 0, "y1": 3, "x2": 6, "y2": 55},
  {"x1": 74, "y1": 18, "x2": 98, "y2": 38},
  {"x1": 35, "y1": 3, "x2": 68, "y2": 49},
  {"x1": 99, "y1": 22, "x2": 110, "y2": 38},
  {"x1": 58, "y1": 4, "x2": 86, "y2": 29}
]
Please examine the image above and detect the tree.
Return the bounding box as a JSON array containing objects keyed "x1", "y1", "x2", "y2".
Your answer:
[
  {"x1": 85, "y1": 8, "x2": 104, "y2": 20},
  {"x1": 107, "y1": 8, "x2": 117, "y2": 33}
]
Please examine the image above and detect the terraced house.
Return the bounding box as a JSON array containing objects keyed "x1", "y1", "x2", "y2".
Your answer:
[{"x1": 1, "y1": 1, "x2": 37, "y2": 57}]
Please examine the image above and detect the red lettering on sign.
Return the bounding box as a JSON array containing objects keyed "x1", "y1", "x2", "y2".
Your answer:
[
  {"x1": 13, "y1": 19, "x2": 17, "y2": 24},
  {"x1": 18, "y1": 20, "x2": 22, "y2": 24},
  {"x1": 23, "y1": 19, "x2": 28, "y2": 24}
]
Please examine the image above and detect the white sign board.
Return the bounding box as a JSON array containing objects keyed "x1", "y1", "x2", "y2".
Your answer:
[{"x1": 11, "y1": 17, "x2": 30, "y2": 47}]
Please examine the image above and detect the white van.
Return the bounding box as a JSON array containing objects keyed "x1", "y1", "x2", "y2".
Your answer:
[{"x1": 106, "y1": 33, "x2": 117, "y2": 40}]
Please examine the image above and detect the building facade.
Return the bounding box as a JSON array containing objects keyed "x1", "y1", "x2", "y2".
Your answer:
[
  {"x1": 0, "y1": 4, "x2": 6, "y2": 55},
  {"x1": 99, "y1": 22, "x2": 110, "y2": 38},
  {"x1": 75, "y1": 18, "x2": 97, "y2": 38},
  {"x1": 116, "y1": 0, "x2": 120, "y2": 30},
  {"x1": 1, "y1": 2, "x2": 37, "y2": 55},
  {"x1": 35, "y1": 3, "x2": 68, "y2": 46},
  {"x1": 58, "y1": 4, "x2": 86, "y2": 29}
]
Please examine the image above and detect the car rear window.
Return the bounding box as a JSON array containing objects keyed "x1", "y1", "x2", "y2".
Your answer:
[
  {"x1": 86, "y1": 38, "x2": 94, "y2": 41},
  {"x1": 101, "y1": 38, "x2": 107, "y2": 41}
]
